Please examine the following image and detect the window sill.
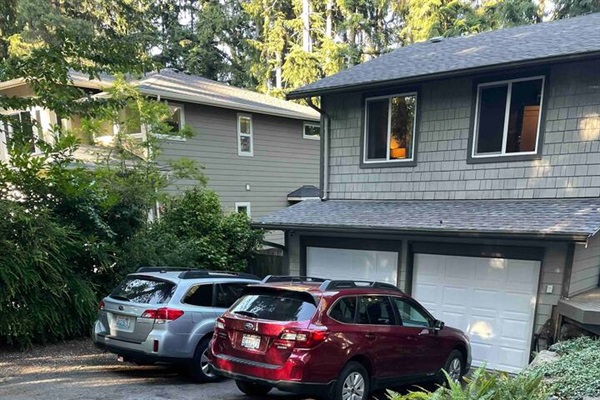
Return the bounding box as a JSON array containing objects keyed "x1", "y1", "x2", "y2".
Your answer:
[
  {"x1": 238, "y1": 152, "x2": 254, "y2": 157},
  {"x1": 360, "y1": 159, "x2": 417, "y2": 169},
  {"x1": 467, "y1": 152, "x2": 542, "y2": 164},
  {"x1": 153, "y1": 134, "x2": 186, "y2": 142}
]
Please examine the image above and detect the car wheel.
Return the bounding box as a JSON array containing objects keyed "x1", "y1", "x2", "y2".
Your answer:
[
  {"x1": 235, "y1": 380, "x2": 273, "y2": 396},
  {"x1": 333, "y1": 361, "x2": 369, "y2": 400},
  {"x1": 438, "y1": 350, "x2": 464, "y2": 385},
  {"x1": 189, "y1": 337, "x2": 219, "y2": 383}
]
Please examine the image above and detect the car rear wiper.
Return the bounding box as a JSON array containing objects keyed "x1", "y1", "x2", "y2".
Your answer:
[
  {"x1": 110, "y1": 295, "x2": 130, "y2": 302},
  {"x1": 234, "y1": 311, "x2": 259, "y2": 318}
]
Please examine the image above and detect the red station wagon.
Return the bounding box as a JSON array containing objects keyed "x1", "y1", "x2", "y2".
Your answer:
[{"x1": 209, "y1": 276, "x2": 471, "y2": 400}]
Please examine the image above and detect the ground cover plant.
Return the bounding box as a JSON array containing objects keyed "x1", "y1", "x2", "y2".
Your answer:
[{"x1": 526, "y1": 336, "x2": 600, "y2": 400}]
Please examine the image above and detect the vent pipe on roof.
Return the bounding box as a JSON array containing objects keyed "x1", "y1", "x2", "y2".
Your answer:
[{"x1": 429, "y1": 36, "x2": 443, "y2": 43}]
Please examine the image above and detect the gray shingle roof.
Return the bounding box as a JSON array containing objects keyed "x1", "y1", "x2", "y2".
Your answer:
[
  {"x1": 288, "y1": 13, "x2": 600, "y2": 99},
  {"x1": 255, "y1": 198, "x2": 600, "y2": 240},
  {"x1": 138, "y1": 69, "x2": 319, "y2": 121},
  {"x1": 287, "y1": 185, "x2": 320, "y2": 199}
]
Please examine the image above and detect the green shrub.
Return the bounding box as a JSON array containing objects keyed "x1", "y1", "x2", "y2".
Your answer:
[
  {"x1": 117, "y1": 188, "x2": 263, "y2": 285},
  {"x1": 0, "y1": 201, "x2": 98, "y2": 348},
  {"x1": 386, "y1": 367, "x2": 548, "y2": 400},
  {"x1": 526, "y1": 336, "x2": 600, "y2": 399}
]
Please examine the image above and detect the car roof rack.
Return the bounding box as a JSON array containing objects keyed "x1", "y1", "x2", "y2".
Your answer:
[
  {"x1": 178, "y1": 270, "x2": 259, "y2": 280},
  {"x1": 136, "y1": 266, "x2": 194, "y2": 273},
  {"x1": 318, "y1": 280, "x2": 403, "y2": 292},
  {"x1": 261, "y1": 275, "x2": 327, "y2": 284}
]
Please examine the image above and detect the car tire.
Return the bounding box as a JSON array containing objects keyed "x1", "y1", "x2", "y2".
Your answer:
[
  {"x1": 189, "y1": 337, "x2": 219, "y2": 383},
  {"x1": 437, "y1": 350, "x2": 464, "y2": 385},
  {"x1": 332, "y1": 361, "x2": 370, "y2": 400},
  {"x1": 235, "y1": 380, "x2": 273, "y2": 396}
]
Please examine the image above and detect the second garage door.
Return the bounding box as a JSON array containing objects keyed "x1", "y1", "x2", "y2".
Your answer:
[{"x1": 413, "y1": 253, "x2": 541, "y2": 373}]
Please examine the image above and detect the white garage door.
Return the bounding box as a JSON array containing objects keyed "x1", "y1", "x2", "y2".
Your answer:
[
  {"x1": 306, "y1": 247, "x2": 398, "y2": 285},
  {"x1": 413, "y1": 254, "x2": 540, "y2": 373}
]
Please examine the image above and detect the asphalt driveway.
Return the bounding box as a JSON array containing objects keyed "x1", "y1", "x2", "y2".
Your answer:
[{"x1": 0, "y1": 339, "x2": 430, "y2": 400}]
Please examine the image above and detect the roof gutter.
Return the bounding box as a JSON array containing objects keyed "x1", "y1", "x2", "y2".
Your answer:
[
  {"x1": 287, "y1": 51, "x2": 600, "y2": 99},
  {"x1": 250, "y1": 222, "x2": 592, "y2": 243},
  {"x1": 306, "y1": 98, "x2": 330, "y2": 201}
]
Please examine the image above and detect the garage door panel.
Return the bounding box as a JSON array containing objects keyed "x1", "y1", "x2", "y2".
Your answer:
[
  {"x1": 472, "y1": 289, "x2": 500, "y2": 309},
  {"x1": 445, "y1": 261, "x2": 471, "y2": 280},
  {"x1": 414, "y1": 253, "x2": 540, "y2": 373},
  {"x1": 500, "y1": 320, "x2": 530, "y2": 340},
  {"x1": 442, "y1": 286, "x2": 468, "y2": 306}
]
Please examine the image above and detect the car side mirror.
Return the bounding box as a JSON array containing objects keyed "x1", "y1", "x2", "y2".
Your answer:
[{"x1": 433, "y1": 319, "x2": 445, "y2": 331}]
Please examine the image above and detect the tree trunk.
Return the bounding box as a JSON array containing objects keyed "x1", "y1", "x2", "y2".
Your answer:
[
  {"x1": 302, "y1": 0, "x2": 312, "y2": 52},
  {"x1": 326, "y1": 0, "x2": 333, "y2": 39}
]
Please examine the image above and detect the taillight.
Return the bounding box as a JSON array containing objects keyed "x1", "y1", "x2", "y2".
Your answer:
[
  {"x1": 99, "y1": 300, "x2": 105, "y2": 310},
  {"x1": 141, "y1": 307, "x2": 184, "y2": 323},
  {"x1": 215, "y1": 317, "x2": 227, "y2": 338},
  {"x1": 279, "y1": 328, "x2": 328, "y2": 348}
]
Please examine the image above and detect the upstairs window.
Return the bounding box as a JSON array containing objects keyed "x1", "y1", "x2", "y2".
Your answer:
[
  {"x1": 473, "y1": 76, "x2": 544, "y2": 158},
  {"x1": 237, "y1": 114, "x2": 253, "y2": 156},
  {"x1": 166, "y1": 104, "x2": 184, "y2": 133},
  {"x1": 364, "y1": 93, "x2": 417, "y2": 164},
  {"x1": 303, "y1": 122, "x2": 320, "y2": 140}
]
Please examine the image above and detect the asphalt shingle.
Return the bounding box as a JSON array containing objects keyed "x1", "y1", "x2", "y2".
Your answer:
[
  {"x1": 288, "y1": 13, "x2": 600, "y2": 99},
  {"x1": 254, "y1": 198, "x2": 600, "y2": 239}
]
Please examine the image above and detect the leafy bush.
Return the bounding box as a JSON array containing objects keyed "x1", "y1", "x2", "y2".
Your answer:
[
  {"x1": 118, "y1": 188, "x2": 263, "y2": 280},
  {"x1": 526, "y1": 336, "x2": 600, "y2": 399},
  {"x1": 386, "y1": 367, "x2": 548, "y2": 400},
  {"x1": 0, "y1": 201, "x2": 97, "y2": 348}
]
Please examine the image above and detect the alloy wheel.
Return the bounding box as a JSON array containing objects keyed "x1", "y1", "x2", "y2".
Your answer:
[
  {"x1": 448, "y1": 357, "x2": 462, "y2": 383},
  {"x1": 342, "y1": 371, "x2": 365, "y2": 400},
  {"x1": 200, "y1": 348, "x2": 216, "y2": 378}
]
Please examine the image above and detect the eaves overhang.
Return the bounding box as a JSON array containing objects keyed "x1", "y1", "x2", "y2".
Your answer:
[{"x1": 287, "y1": 51, "x2": 600, "y2": 100}]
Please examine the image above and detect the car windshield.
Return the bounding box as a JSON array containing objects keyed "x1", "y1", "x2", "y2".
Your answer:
[
  {"x1": 110, "y1": 276, "x2": 176, "y2": 304},
  {"x1": 230, "y1": 291, "x2": 317, "y2": 322}
]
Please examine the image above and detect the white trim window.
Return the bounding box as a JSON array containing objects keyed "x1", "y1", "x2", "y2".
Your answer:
[
  {"x1": 303, "y1": 122, "x2": 320, "y2": 140},
  {"x1": 472, "y1": 76, "x2": 545, "y2": 158},
  {"x1": 0, "y1": 110, "x2": 38, "y2": 162},
  {"x1": 235, "y1": 202, "x2": 251, "y2": 217},
  {"x1": 237, "y1": 114, "x2": 253, "y2": 156},
  {"x1": 153, "y1": 103, "x2": 186, "y2": 141},
  {"x1": 364, "y1": 93, "x2": 417, "y2": 164}
]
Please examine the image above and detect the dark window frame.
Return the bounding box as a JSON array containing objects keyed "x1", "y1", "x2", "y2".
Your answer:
[
  {"x1": 360, "y1": 89, "x2": 420, "y2": 169},
  {"x1": 467, "y1": 72, "x2": 549, "y2": 164}
]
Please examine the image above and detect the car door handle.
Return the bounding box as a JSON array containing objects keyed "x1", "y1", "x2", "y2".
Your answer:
[{"x1": 364, "y1": 333, "x2": 376, "y2": 340}]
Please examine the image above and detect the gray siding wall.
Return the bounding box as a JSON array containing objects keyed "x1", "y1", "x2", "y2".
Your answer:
[
  {"x1": 570, "y1": 234, "x2": 600, "y2": 296},
  {"x1": 324, "y1": 59, "x2": 600, "y2": 200},
  {"x1": 159, "y1": 103, "x2": 320, "y2": 243},
  {"x1": 285, "y1": 231, "x2": 568, "y2": 334}
]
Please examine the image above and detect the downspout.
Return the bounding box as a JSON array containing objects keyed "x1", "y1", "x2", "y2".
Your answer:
[{"x1": 306, "y1": 98, "x2": 330, "y2": 200}]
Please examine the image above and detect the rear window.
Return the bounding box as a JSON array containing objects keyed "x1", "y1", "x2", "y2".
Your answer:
[
  {"x1": 110, "y1": 276, "x2": 176, "y2": 304},
  {"x1": 230, "y1": 291, "x2": 317, "y2": 322}
]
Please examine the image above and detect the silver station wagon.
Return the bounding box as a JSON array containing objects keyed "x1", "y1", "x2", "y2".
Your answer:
[{"x1": 92, "y1": 267, "x2": 259, "y2": 382}]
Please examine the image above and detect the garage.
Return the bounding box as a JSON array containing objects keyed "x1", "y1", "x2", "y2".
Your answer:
[
  {"x1": 306, "y1": 246, "x2": 398, "y2": 285},
  {"x1": 412, "y1": 253, "x2": 541, "y2": 373}
]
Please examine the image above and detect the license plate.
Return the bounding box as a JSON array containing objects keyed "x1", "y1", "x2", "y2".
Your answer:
[
  {"x1": 115, "y1": 315, "x2": 131, "y2": 330},
  {"x1": 241, "y1": 334, "x2": 261, "y2": 350}
]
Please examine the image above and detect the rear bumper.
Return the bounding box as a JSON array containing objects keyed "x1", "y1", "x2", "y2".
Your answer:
[
  {"x1": 94, "y1": 340, "x2": 189, "y2": 364},
  {"x1": 213, "y1": 366, "x2": 335, "y2": 396}
]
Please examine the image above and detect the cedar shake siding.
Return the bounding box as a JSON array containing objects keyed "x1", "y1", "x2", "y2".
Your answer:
[{"x1": 323, "y1": 59, "x2": 600, "y2": 200}]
